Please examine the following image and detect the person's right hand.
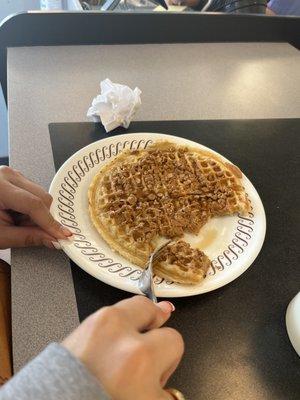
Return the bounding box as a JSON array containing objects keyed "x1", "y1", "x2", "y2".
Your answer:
[
  {"x1": 63, "y1": 296, "x2": 184, "y2": 400},
  {"x1": 0, "y1": 166, "x2": 72, "y2": 249}
]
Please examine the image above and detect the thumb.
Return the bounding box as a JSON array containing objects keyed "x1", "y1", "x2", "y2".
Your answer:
[{"x1": 0, "y1": 226, "x2": 59, "y2": 249}]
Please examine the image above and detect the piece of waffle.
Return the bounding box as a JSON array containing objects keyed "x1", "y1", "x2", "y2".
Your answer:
[
  {"x1": 155, "y1": 241, "x2": 211, "y2": 284},
  {"x1": 88, "y1": 141, "x2": 250, "y2": 284}
]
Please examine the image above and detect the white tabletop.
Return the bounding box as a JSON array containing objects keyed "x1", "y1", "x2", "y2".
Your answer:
[{"x1": 7, "y1": 42, "x2": 300, "y2": 370}]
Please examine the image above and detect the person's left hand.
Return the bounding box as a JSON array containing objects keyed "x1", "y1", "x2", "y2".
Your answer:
[{"x1": 0, "y1": 166, "x2": 72, "y2": 249}]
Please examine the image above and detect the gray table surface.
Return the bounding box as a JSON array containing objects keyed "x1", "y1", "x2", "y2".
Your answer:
[{"x1": 7, "y1": 42, "x2": 300, "y2": 372}]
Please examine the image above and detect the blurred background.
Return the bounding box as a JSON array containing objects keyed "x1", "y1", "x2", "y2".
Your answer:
[{"x1": 1, "y1": 0, "x2": 300, "y2": 18}]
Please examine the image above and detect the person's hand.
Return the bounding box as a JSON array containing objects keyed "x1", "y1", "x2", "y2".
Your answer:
[
  {"x1": 0, "y1": 166, "x2": 72, "y2": 249},
  {"x1": 63, "y1": 296, "x2": 184, "y2": 400},
  {"x1": 266, "y1": 7, "x2": 276, "y2": 15}
]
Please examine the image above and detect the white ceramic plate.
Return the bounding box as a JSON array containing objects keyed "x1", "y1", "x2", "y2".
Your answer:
[{"x1": 49, "y1": 133, "x2": 266, "y2": 297}]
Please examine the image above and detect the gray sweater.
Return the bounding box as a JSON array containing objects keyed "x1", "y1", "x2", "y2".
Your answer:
[{"x1": 0, "y1": 343, "x2": 110, "y2": 400}]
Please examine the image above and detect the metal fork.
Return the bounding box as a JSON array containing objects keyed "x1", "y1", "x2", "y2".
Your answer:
[{"x1": 138, "y1": 240, "x2": 172, "y2": 303}]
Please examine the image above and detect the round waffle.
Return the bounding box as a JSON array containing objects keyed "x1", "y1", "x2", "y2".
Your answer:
[{"x1": 88, "y1": 141, "x2": 250, "y2": 284}]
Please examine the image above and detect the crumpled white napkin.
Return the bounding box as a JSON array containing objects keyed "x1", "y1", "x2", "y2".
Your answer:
[{"x1": 87, "y1": 79, "x2": 142, "y2": 132}]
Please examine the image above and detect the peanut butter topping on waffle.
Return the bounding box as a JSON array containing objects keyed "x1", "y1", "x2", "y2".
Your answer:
[
  {"x1": 156, "y1": 240, "x2": 210, "y2": 273},
  {"x1": 88, "y1": 141, "x2": 250, "y2": 284},
  {"x1": 100, "y1": 144, "x2": 247, "y2": 242}
]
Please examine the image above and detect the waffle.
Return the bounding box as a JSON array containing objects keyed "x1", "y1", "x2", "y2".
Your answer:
[
  {"x1": 156, "y1": 241, "x2": 211, "y2": 284},
  {"x1": 88, "y1": 141, "x2": 250, "y2": 284}
]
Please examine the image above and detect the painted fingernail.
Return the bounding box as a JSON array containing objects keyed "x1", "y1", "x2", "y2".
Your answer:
[
  {"x1": 51, "y1": 241, "x2": 62, "y2": 250},
  {"x1": 60, "y1": 225, "x2": 72, "y2": 237},
  {"x1": 157, "y1": 301, "x2": 175, "y2": 313}
]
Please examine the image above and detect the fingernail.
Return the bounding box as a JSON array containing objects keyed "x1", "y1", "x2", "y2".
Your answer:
[
  {"x1": 157, "y1": 301, "x2": 175, "y2": 313},
  {"x1": 60, "y1": 225, "x2": 72, "y2": 237},
  {"x1": 51, "y1": 241, "x2": 62, "y2": 250}
]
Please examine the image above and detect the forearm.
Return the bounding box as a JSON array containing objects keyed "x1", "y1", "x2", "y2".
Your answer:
[{"x1": 0, "y1": 343, "x2": 110, "y2": 400}]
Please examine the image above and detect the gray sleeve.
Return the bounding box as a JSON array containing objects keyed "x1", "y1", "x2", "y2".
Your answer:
[{"x1": 0, "y1": 343, "x2": 111, "y2": 400}]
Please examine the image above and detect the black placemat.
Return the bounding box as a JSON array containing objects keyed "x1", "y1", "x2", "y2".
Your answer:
[{"x1": 50, "y1": 120, "x2": 300, "y2": 400}]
